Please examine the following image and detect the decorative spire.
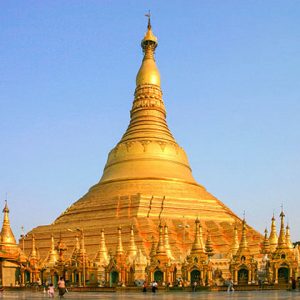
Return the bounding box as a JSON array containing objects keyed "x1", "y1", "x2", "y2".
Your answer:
[
  {"x1": 164, "y1": 224, "x2": 174, "y2": 260},
  {"x1": 261, "y1": 228, "x2": 270, "y2": 254},
  {"x1": 205, "y1": 230, "x2": 214, "y2": 258},
  {"x1": 0, "y1": 201, "x2": 17, "y2": 246},
  {"x1": 236, "y1": 219, "x2": 250, "y2": 258},
  {"x1": 95, "y1": 229, "x2": 109, "y2": 266},
  {"x1": 136, "y1": 13, "x2": 159, "y2": 87},
  {"x1": 156, "y1": 223, "x2": 166, "y2": 255},
  {"x1": 269, "y1": 214, "x2": 278, "y2": 251},
  {"x1": 30, "y1": 234, "x2": 37, "y2": 260},
  {"x1": 277, "y1": 210, "x2": 287, "y2": 250},
  {"x1": 231, "y1": 224, "x2": 239, "y2": 256},
  {"x1": 286, "y1": 224, "x2": 293, "y2": 250},
  {"x1": 191, "y1": 218, "x2": 204, "y2": 254},
  {"x1": 149, "y1": 235, "x2": 157, "y2": 258},
  {"x1": 127, "y1": 225, "x2": 138, "y2": 265},
  {"x1": 45, "y1": 234, "x2": 59, "y2": 266},
  {"x1": 116, "y1": 226, "x2": 124, "y2": 255}
]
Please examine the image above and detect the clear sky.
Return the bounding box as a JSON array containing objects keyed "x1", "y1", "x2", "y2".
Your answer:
[{"x1": 1, "y1": 1, "x2": 299, "y2": 242}]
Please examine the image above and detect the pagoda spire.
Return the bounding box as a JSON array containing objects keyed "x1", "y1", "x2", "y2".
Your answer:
[
  {"x1": 231, "y1": 224, "x2": 239, "y2": 256},
  {"x1": 191, "y1": 218, "x2": 205, "y2": 254},
  {"x1": 116, "y1": 226, "x2": 124, "y2": 255},
  {"x1": 261, "y1": 228, "x2": 270, "y2": 254},
  {"x1": 236, "y1": 219, "x2": 250, "y2": 257},
  {"x1": 156, "y1": 223, "x2": 166, "y2": 255},
  {"x1": 45, "y1": 235, "x2": 59, "y2": 266},
  {"x1": 277, "y1": 210, "x2": 287, "y2": 250},
  {"x1": 164, "y1": 224, "x2": 174, "y2": 260},
  {"x1": 30, "y1": 234, "x2": 37, "y2": 260},
  {"x1": 149, "y1": 235, "x2": 157, "y2": 258},
  {"x1": 0, "y1": 201, "x2": 17, "y2": 247},
  {"x1": 286, "y1": 224, "x2": 293, "y2": 250},
  {"x1": 269, "y1": 214, "x2": 278, "y2": 252},
  {"x1": 127, "y1": 225, "x2": 138, "y2": 264},
  {"x1": 95, "y1": 229, "x2": 109, "y2": 266},
  {"x1": 205, "y1": 230, "x2": 214, "y2": 258}
]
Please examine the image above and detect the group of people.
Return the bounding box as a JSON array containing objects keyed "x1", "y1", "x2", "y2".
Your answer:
[
  {"x1": 142, "y1": 281, "x2": 158, "y2": 293},
  {"x1": 47, "y1": 277, "x2": 67, "y2": 298}
]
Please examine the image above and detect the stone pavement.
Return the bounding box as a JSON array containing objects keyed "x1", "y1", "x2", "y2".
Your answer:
[{"x1": 1, "y1": 290, "x2": 300, "y2": 299}]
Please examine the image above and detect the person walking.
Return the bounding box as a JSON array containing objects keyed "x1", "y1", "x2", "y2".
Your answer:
[
  {"x1": 48, "y1": 283, "x2": 55, "y2": 298},
  {"x1": 58, "y1": 277, "x2": 66, "y2": 298}
]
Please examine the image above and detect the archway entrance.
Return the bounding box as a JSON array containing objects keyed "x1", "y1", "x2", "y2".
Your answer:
[
  {"x1": 278, "y1": 267, "x2": 289, "y2": 284},
  {"x1": 191, "y1": 269, "x2": 201, "y2": 284},
  {"x1": 238, "y1": 268, "x2": 249, "y2": 285},
  {"x1": 154, "y1": 270, "x2": 163, "y2": 284},
  {"x1": 110, "y1": 271, "x2": 119, "y2": 287}
]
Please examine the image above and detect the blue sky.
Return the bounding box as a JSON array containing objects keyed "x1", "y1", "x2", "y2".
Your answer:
[{"x1": 1, "y1": 1, "x2": 299, "y2": 242}]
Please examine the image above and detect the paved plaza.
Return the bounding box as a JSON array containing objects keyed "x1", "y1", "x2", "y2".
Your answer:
[{"x1": 1, "y1": 290, "x2": 300, "y2": 300}]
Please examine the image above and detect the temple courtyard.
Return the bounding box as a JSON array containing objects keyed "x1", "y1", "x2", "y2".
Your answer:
[{"x1": 1, "y1": 291, "x2": 300, "y2": 299}]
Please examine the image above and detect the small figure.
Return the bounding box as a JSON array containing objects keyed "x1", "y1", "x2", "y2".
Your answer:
[
  {"x1": 58, "y1": 277, "x2": 66, "y2": 298},
  {"x1": 48, "y1": 283, "x2": 55, "y2": 298},
  {"x1": 192, "y1": 281, "x2": 197, "y2": 292},
  {"x1": 142, "y1": 281, "x2": 147, "y2": 293},
  {"x1": 227, "y1": 277, "x2": 234, "y2": 293},
  {"x1": 151, "y1": 280, "x2": 158, "y2": 293}
]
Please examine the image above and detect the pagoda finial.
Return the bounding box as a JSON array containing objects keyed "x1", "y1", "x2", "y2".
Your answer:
[
  {"x1": 156, "y1": 223, "x2": 166, "y2": 255},
  {"x1": 269, "y1": 214, "x2": 278, "y2": 251},
  {"x1": 164, "y1": 224, "x2": 174, "y2": 260},
  {"x1": 116, "y1": 226, "x2": 124, "y2": 255},
  {"x1": 191, "y1": 218, "x2": 204, "y2": 254},
  {"x1": 231, "y1": 223, "x2": 239, "y2": 256},
  {"x1": 128, "y1": 224, "x2": 137, "y2": 257},
  {"x1": 261, "y1": 228, "x2": 270, "y2": 254},
  {"x1": 0, "y1": 200, "x2": 17, "y2": 246},
  {"x1": 145, "y1": 10, "x2": 151, "y2": 29},
  {"x1": 94, "y1": 228, "x2": 109, "y2": 266},
  {"x1": 277, "y1": 210, "x2": 287, "y2": 250}
]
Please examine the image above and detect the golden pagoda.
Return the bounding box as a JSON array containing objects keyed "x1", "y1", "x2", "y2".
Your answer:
[{"x1": 25, "y1": 17, "x2": 262, "y2": 278}]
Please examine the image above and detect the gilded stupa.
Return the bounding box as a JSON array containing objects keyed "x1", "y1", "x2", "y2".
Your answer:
[{"x1": 25, "y1": 18, "x2": 262, "y2": 259}]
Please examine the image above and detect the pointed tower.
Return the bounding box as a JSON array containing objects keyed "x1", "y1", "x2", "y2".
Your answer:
[
  {"x1": 0, "y1": 201, "x2": 17, "y2": 252},
  {"x1": 44, "y1": 235, "x2": 59, "y2": 266},
  {"x1": 269, "y1": 214, "x2": 278, "y2": 252},
  {"x1": 261, "y1": 228, "x2": 270, "y2": 255},
  {"x1": 164, "y1": 224, "x2": 174, "y2": 260},
  {"x1": 28, "y1": 18, "x2": 262, "y2": 259},
  {"x1": 94, "y1": 229, "x2": 109, "y2": 266},
  {"x1": 276, "y1": 211, "x2": 287, "y2": 250},
  {"x1": 190, "y1": 218, "x2": 205, "y2": 255},
  {"x1": 156, "y1": 223, "x2": 166, "y2": 255},
  {"x1": 205, "y1": 230, "x2": 214, "y2": 258},
  {"x1": 127, "y1": 225, "x2": 138, "y2": 264},
  {"x1": 231, "y1": 224, "x2": 239, "y2": 256},
  {"x1": 116, "y1": 226, "x2": 124, "y2": 255},
  {"x1": 285, "y1": 224, "x2": 293, "y2": 250},
  {"x1": 235, "y1": 219, "x2": 251, "y2": 258}
]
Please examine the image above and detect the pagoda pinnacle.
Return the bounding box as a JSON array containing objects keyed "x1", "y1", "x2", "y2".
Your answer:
[
  {"x1": 261, "y1": 228, "x2": 270, "y2": 254},
  {"x1": 95, "y1": 229, "x2": 109, "y2": 266},
  {"x1": 0, "y1": 201, "x2": 17, "y2": 246},
  {"x1": 286, "y1": 224, "x2": 293, "y2": 250},
  {"x1": 191, "y1": 218, "x2": 205, "y2": 254},
  {"x1": 136, "y1": 15, "x2": 159, "y2": 87},
  {"x1": 128, "y1": 225, "x2": 138, "y2": 258},
  {"x1": 164, "y1": 224, "x2": 174, "y2": 260},
  {"x1": 231, "y1": 224, "x2": 239, "y2": 256},
  {"x1": 269, "y1": 214, "x2": 278, "y2": 251},
  {"x1": 156, "y1": 223, "x2": 166, "y2": 255},
  {"x1": 236, "y1": 219, "x2": 250, "y2": 257},
  {"x1": 277, "y1": 210, "x2": 287, "y2": 250},
  {"x1": 116, "y1": 226, "x2": 124, "y2": 255}
]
